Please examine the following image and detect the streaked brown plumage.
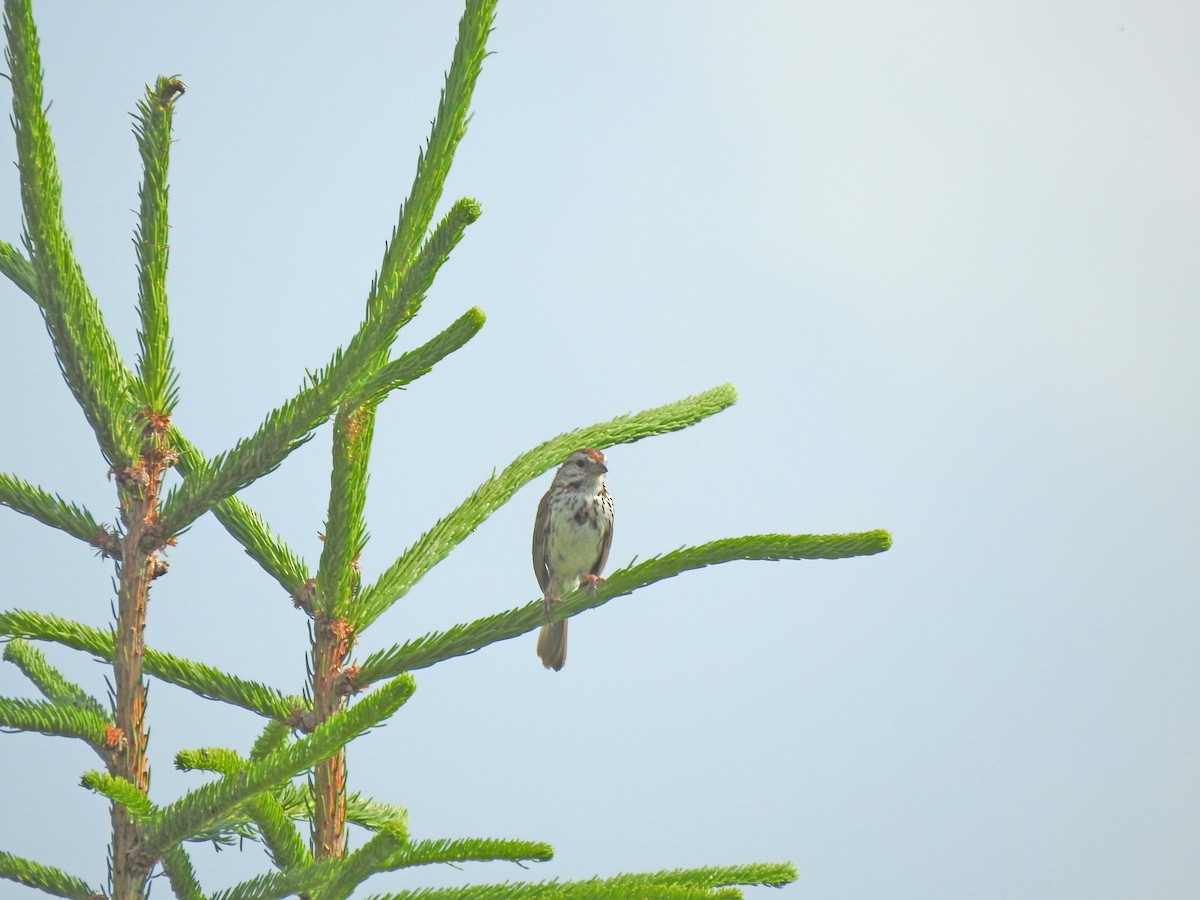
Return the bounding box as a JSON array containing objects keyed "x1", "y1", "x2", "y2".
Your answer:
[{"x1": 532, "y1": 448, "x2": 614, "y2": 671}]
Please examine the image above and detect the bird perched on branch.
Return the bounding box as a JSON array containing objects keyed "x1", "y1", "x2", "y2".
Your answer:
[{"x1": 531, "y1": 448, "x2": 614, "y2": 671}]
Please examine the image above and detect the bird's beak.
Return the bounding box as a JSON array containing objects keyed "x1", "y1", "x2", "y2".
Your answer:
[{"x1": 591, "y1": 461, "x2": 608, "y2": 475}]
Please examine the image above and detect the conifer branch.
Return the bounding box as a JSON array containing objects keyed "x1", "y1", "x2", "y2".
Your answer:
[
  {"x1": 80, "y1": 771, "x2": 157, "y2": 819},
  {"x1": 361, "y1": 862, "x2": 796, "y2": 899},
  {"x1": 0, "y1": 235, "x2": 310, "y2": 596},
  {"x1": 158, "y1": 845, "x2": 204, "y2": 900},
  {"x1": 372, "y1": 0, "x2": 497, "y2": 311},
  {"x1": 176, "y1": 744, "x2": 414, "y2": 870},
  {"x1": 0, "y1": 472, "x2": 118, "y2": 555},
  {"x1": 157, "y1": 198, "x2": 480, "y2": 539},
  {"x1": 304, "y1": 16, "x2": 499, "y2": 863},
  {"x1": 2, "y1": 637, "x2": 108, "y2": 720},
  {"x1": 351, "y1": 384, "x2": 740, "y2": 632},
  {"x1": 171, "y1": 430, "x2": 312, "y2": 595},
  {"x1": 174, "y1": 747, "x2": 244, "y2": 774},
  {"x1": 317, "y1": 403, "x2": 374, "y2": 618},
  {"x1": 143, "y1": 674, "x2": 415, "y2": 857},
  {"x1": 321, "y1": 0, "x2": 496, "y2": 619},
  {"x1": 4, "y1": 0, "x2": 138, "y2": 465},
  {"x1": 319, "y1": 827, "x2": 406, "y2": 900},
  {"x1": 250, "y1": 718, "x2": 292, "y2": 759},
  {"x1": 0, "y1": 238, "x2": 37, "y2": 299},
  {"x1": 1, "y1": 197, "x2": 473, "y2": 606},
  {"x1": 307, "y1": 17, "x2": 495, "y2": 835},
  {"x1": 384, "y1": 838, "x2": 553, "y2": 869},
  {"x1": 207, "y1": 859, "x2": 342, "y2": 900},
  {"x1": 344, "y1": 793, "x2": 411, "y2": 834},
  {"x1": 0, "y1": 141, "x2": 473, "y2": 606},
  {"x1": 0, "y1": 696, "x2": 110, "y2": 748},
  {"x1": 349, "y1": 307, "x2": 486, "y2": 408},
  {"x1": 175, "y1": 747, "x2": 410, "y2": 858},
  {"x1": 250, "y1": 793, "x2": 311, "y2": 871},
  {"x1": 312, "y1": 400, "x2": 373, "y2": 856},
  {"x1": 132, "y1": 74, "x2": 184, "y2": 414},
  {"x1": 0, "y1": 609, "x2": 297, "y2": 720},
  {"x1": 316, "y1": 309, "x2": 485, "y2": 618},
  {"x1": 269, "y1": 783, "x2": 411, "y2": 835},
  {"x1": 139, "y1": 647, "x2": 298, "y2": 721},
  {"x1": 113, "y1": 158, "x2": 178, "y2": 900},
  {"x1": 0, "y1": 850, "x2": 101, "y2": 900},
  {"x1": 175, "y1": 747, "x2": 311, "y2": 870},
  {"x1": 0, "y1": 234, "x2": 312, "y2": 595},
  {"x1": 356, "y1": 530, "x2": 890, "y2": 681}
]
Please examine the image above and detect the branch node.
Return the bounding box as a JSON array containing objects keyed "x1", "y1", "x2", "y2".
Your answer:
[
  {"x1": 293, "y1": 578, "x2": 317, "y2": 615},
  {"x1": 314, "y1": 613, "x2": 356, "y2": 647},
  {"x1": 334, "y1": 665, "x2": 364, "y2": 697},
  {"x1": 127, "y1": 839, "x2": 159, "y2": 874},
  {"x1": 92, "y1": 527, "x2": 123, "y2": 560},
  {"x1": 137, "y1": 408, "x2": 172, "y2": 437},
  {"x1": 284, "y1": 706, "x2": 318, "y2": 733},
  {"x1": 102, "y1": 723, "x2": 126, "y2": 751},
  {"x1": 110, "y1": 464, "x2": 150, "y2": 491}
]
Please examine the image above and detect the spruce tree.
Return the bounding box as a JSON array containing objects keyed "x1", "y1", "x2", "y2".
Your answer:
[{"x1": 0, "y1": 1, "x2": 890, "y2": 897}]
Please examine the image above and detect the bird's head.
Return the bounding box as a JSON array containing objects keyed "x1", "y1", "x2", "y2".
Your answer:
[{"x1": 552, "y1": 448, "x2": 608, "y2": 490}]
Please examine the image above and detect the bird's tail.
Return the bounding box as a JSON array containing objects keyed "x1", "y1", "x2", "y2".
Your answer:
[{"x1": 537, "y1": 620, "x2": 567, "y2": 671}]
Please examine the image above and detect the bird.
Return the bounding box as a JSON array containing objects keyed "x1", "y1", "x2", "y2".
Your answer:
[{"x1": 531, "y1": 448, "x2": 614, "y2": 671}]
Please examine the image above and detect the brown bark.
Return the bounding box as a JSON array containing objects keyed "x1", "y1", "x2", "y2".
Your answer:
[
  {"x1": 311, "y1": 614, "x2": 353, "y2": 859},
  {"x1": 109, "y1": 418, "x2": 172, "y2": 900}
]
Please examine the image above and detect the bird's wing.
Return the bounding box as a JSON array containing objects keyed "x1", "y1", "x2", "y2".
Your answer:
[
  {"x1": 532, "y1": 489, "x2": 552, "y2": 592},
  {"x1": 591, "y1": 514, "x2": 613, "y2": 578}
]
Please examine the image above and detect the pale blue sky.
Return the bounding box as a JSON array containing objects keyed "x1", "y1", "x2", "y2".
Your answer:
[{"x1": 2, "y1": 2, "x2": 1198, "y2": 898}]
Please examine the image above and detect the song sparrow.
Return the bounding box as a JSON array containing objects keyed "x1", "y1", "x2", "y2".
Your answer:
[{"x1": 532, "y1": 448, "x2": 614, "y2": 671}]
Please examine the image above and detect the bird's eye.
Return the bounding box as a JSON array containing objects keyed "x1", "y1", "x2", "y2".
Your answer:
[{"x1": 573, "y1": 458, "x2": 585, "y2": 466}]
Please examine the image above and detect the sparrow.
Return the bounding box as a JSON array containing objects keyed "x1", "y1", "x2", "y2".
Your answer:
[{"x1": 531, "y1": 448, "x2": 614, "y2": 670}]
